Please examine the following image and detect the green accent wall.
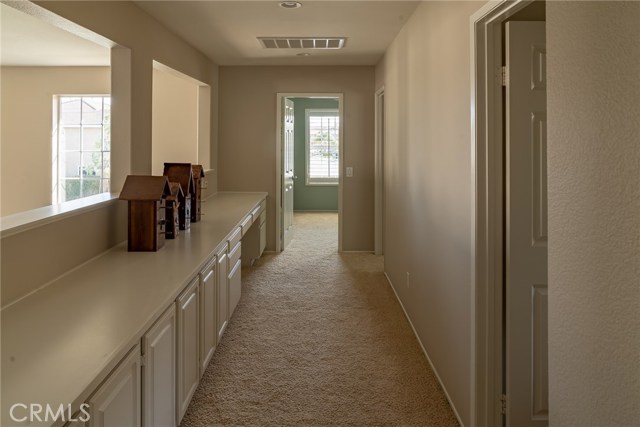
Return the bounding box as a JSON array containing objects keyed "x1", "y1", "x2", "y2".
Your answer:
[{"x1": 291, "y1": 98, "x2": 339, "y2": 211}]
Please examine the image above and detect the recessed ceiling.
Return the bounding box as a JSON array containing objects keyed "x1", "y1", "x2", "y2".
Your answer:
[
  {"x1": 0, "y1": 3, "x2": 110, "y2": 66},
  {"x1": 134, "y1": 1, "x2": 420, "y2": 66}
]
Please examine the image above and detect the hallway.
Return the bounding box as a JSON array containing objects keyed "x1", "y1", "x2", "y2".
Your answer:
[{"x1": 181, "y1": 213, "x2": 459, "y2": 426}]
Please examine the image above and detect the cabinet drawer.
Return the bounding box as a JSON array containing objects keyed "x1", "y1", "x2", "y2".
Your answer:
[
  {"x1": 259, "y1": 210, "x2": 266, "y2": 226},
  {"x1": 228, "y1": 227, "x2": 241, "y2": 251},
  {"x1": 229, "y1": 241, "x2": 241, "y2": 267},
  {"x1": 240, "y1": 215, "x2": 253, "y2": 236},
  {"x1": 251, "y1": 199, "x2": 266, "y2": 218}
]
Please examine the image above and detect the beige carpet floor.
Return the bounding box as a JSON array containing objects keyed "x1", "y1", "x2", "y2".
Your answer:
[{"x1": 180, "y1": 212, "x2": 459, "y2": 427}]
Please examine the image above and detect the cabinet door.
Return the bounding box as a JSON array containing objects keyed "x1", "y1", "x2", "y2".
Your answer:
[
  {"x1": 176, "y1": 278, "x2": 199, "y2": 424},
  {"x1": 216, "y1": 250, "x2": 229, "y2": 342},
  {"x1": 199, "y1": 258, "x2": 217, "y2": 376},
  {"x1": 229, "y1": 259, "x2": 242, "y2": 317},
  {"x1": 142, "y1": 305, "x2": 176, "y2": 427},
  {"x1": 259, "y1": 220, "x2": 266, "y2": 256},
  {"x1": 87, "y1": 345, "x2": 141, "y2": 427}
]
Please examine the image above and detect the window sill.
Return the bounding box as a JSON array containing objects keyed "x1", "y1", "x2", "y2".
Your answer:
[{"x1": 1, "y1": 193, "x2": 120, "y2": 239}]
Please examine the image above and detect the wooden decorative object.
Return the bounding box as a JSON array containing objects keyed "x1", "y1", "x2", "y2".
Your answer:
[
  {"x1": 163, "y1": 163, "x2": 195, "y2": 231},
  {"x1": 165, "y1": 182, "x2": 183, "y2": 239},
  {"x1": 119, "y1": 175, "x2": 171, "y2": 252},
  {"x1": 191, "y1": 165, "x2": 205, "y2": 223}
]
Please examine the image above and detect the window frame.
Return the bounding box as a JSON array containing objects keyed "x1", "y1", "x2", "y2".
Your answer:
[
  {"x1": 53, "y1": 95, "x2": 111, "y2": 204},
  {"x1": 305, "y1": 108, "x2": 340, "y2": 186}
]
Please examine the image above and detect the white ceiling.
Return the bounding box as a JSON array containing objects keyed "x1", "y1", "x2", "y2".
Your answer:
[
  {"x1": 0, "y1": 1, "x2": 418, "y2": 67},
  {"x1": 134, "y1": 1, "x2": 420, "y2": 66},
  {"x1": 0, "y1": 3, "x2": 110, "y2": 67}
]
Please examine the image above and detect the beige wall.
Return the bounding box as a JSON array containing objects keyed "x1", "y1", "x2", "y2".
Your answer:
[
  {"x1": 34, "y1": 1, "x2": 219, "y2": 177},
  {"x1": 547, "y1": 2, "x2": 640, "y2": 425},
  {"x1": 218, "y1": 66, "x2": 375, "y2": 251},
  {"x1": 375, "y1": 2, "x2": 483, "y2": 425},
  {"x1": 0, "y1": 66, "x2": 110, "y2": 216},
  {"x1": 151, "y1": 68, "x2": 199, "y2": 175},
  {"x1": 2, "y1": 2, "x2": 219, "y2": 306}
]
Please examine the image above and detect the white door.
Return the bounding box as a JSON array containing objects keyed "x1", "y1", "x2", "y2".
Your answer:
[
  {"x1": 282, "y1": 98, "x2": 295, "y2": 249},
  {"x1": 142, "y1": 306, "x2": 176, "y2": 427},
  {"x1": 374, "y1": 89, "x2": 385, "y2": 256},
  {"x1": 505, "y1": 21, "x2": 548, "y2": 427}
]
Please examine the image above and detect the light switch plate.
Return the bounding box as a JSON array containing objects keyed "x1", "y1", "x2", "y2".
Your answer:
[{"x1": 346, "y1": 166, "x2": 353, "y2": 177}]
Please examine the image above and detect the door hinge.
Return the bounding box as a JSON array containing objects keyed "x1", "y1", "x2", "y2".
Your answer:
[
  {"x1": 501, "y1": 66, "x2": 508, "y2": 87},
  {"x1": 500, "y1": 394, "x2": 507, "y2": 415},
  {"x1": 140, "y1": 354, "x2": 146, "y2": 367}
]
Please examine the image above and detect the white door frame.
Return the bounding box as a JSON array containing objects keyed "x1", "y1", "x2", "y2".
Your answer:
[
  {"x1": 275, "y1": 93, "x2": 344, "y2": 252},
  {"x1": 374, "y1": 87, "x2": 385, "y2": 256},
  {"x1": 469, "y1": 1, "x2": 534, "y2": 426}
]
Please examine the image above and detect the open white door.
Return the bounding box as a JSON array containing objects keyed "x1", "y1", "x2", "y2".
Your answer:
[
  {"x1": 505, "y1": 21, "x2": 548, "y2": 427},
  {"x1": 282, "y1": 98, "x2": 295, "y2": 249},
  {"x1": 374, "y1": 88, "x2": 385, "y2": 256}
]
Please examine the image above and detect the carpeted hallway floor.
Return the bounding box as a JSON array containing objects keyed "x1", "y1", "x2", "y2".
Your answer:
[{"x1": 180, "y1": 212, "x2": 459, "y2": 426}]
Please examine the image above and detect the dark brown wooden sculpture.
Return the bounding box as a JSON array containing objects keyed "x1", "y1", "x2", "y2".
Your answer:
[
  {"x1": 119, "y1": 175, "x2": 171, "y2": 252},
  {"x1": 163, "y1": 163, "x2": 194, "y2": 231},
  {"x1": 191, "y1": 165, "x2": 205, "y2": 223},
  {"x1": 165, "y1": 182, "x2": 183, "y2": 240}
]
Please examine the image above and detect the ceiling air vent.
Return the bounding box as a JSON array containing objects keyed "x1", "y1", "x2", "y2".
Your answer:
[{"x1": 258, "y1": 37, "x2": 346, "y2": 50}]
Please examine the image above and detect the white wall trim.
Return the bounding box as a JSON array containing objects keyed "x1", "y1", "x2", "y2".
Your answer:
[
  {"x1": 384, "y1": 272, "x2": 465, "y2": 427},
  {"x1": 469, "y1": 1, "x2": 534, "y2": 426},
  {"x1": 275, "y1": 93, "x2": 344, "y2": 253}
]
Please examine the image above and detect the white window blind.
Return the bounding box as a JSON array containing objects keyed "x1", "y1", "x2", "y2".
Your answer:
[{"x1": 306, "y1": 109, "x2": 339, "y2": 185}]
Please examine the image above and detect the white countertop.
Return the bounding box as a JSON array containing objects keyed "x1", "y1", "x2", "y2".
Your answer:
[{"x1": 1, "y1": 192, "x2": 267, "y2": 427}]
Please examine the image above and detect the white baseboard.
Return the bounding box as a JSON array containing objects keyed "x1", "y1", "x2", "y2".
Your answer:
[
  {"x1": 383, "y1": 272, "x2": 465, "y2": 427},
  {"x1": 340, "y1": 250, "x2": 374, "y2": 254}
]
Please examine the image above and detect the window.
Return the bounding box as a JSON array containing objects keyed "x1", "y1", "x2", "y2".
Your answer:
[
  {"x1": 306, "y1": 109, "x2": 339, "y2": 185},
  {"x1": 53, "y1": 96, "x2": 111, "y2": 203}
]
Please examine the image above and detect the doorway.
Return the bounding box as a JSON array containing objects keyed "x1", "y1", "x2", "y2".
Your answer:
[
  {"x1": 470, "y1": 1, "x2": 547, "y2": 426},
  {"x1": 275, "y1": 93, "x2": 344, "y2": 253}
]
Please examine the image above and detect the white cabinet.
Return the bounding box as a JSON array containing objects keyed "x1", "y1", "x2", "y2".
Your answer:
[
  {"x1": 176, "y1": 278, "x2": 199, "y2": 424},
  {"x1": 216, "y1": 246, "x2": 229, "y2": 342},
  {"x1": 87, "y1": 345, "x2": 141, "y2": 427},
  {"x1": 142, "y1": 305, "x2": 176, "y2": 427},
  {"x1": 242, "y1": 207, "x2": 266, "y2": 267},
  {"x1": 229, "y1": 242, "x2": 242, "y2": 316},
  {"x1": 199, "y1": 257, "x2": 217, "y2": 376}
]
